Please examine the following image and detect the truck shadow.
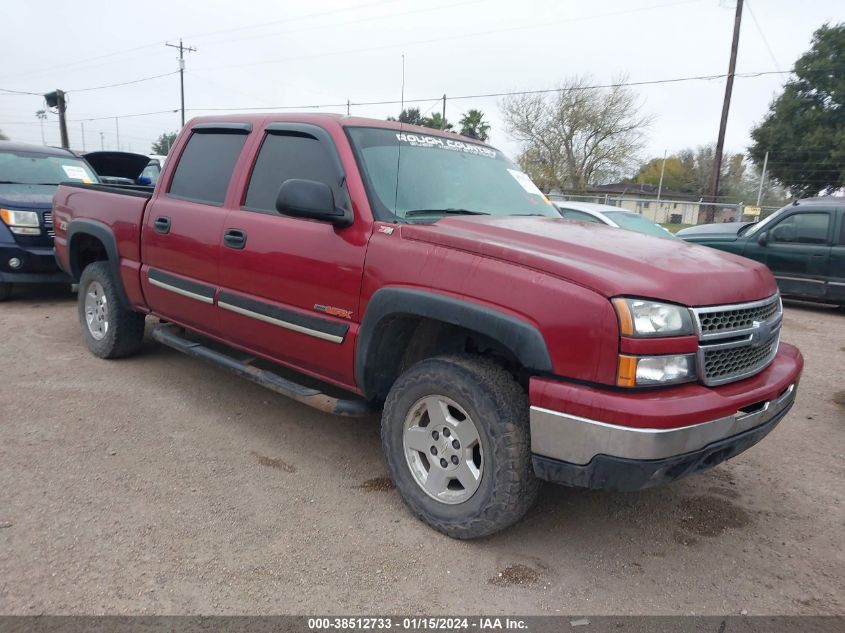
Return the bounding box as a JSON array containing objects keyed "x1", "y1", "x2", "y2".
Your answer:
[{"x1": 3, "y1": 283, "x2": 75, "y2": 304}]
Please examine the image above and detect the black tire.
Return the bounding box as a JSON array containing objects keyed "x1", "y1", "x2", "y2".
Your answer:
[
  {"x1": 0, "y1": 282, "x2": 11, "y2": 302},
  {"x1": 382, "y1": 355, "x2": 539, "y2": 539},
  {"x1": 78, "y1": 261, "x2": 145, "y2": 359}
]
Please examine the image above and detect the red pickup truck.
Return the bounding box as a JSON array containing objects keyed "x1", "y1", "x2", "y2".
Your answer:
[{"x1": 53, "y1": 114, "x2": 803, "y2": 538}]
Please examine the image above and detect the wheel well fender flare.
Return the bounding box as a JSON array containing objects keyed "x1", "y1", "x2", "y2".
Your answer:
[
  {"x1": 355, "y1": 287, "x2": 553, "y2": 398},
  {"x1": 67, "y1": 219, "x2": 129, "y2": 306}
]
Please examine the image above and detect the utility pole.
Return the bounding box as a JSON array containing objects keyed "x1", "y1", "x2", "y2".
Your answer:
[
  {"x1": 706, "y1": 0, "x2": 743, "y2": 223},
  {"x1": 347, "y1": 99, "x2": 350, "y2": 116},
  {"x1": 99, "y1": 132, "x2": 105, "y2": 150},
  {"x1": 755, "y1": 150, "x2": 769, "y2": 206},
  {"x1": 115, "y1": 117, "x2": 120, "y2": 150},
  {"x1": 441, "y1": 94, "x2": 446, "y2": 129},
  {"x1": 43, "y1": 90, "x2": 69, "y2": 149},
  {"x1": 165, "y1": 39, "x2": 196, "y2": 127},
  {"x1": 656, "y1": 149, "x2": 667, "y2": 203},
  {"x1": 80, "y1": 122, "x2": 86, "y2": 151}
]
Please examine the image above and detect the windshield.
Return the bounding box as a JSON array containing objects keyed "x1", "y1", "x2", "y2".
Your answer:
[
  {"x1": 743, "y1": 206, "x2": 789, "y2": 236},
  {"x1": 0, "y1": 150, "x2": 98, "y2": 186},
  {"x1": 604, "y1": 211, "x2": 675, "y2": 238},
  {"x1": 346, "y1": 127, "x2": 557, "y2": 222}
]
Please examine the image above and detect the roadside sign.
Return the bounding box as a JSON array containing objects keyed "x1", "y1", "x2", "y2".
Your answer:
[{"x1": 745, "y1": 205, "x2": 761, "y2": 217}]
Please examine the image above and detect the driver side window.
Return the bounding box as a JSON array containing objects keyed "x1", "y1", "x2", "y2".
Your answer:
[{"x1": 769, "y1": 212, "x2": 829, "y2": 244}]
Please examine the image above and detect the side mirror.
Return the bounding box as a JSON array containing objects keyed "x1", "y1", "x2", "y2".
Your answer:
[
  {"x1": 275, "y1": 179, "x2": 352, "y2": 227},
  {"x1": 757, "y1": 232, "x2": 768, "y2": 246}
]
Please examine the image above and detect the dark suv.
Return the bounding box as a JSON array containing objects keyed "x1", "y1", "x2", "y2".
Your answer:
[
  {"x1": 678, "y1": 197, "x2": 845, "y2": 306},
  {"x1": 0, "y1": 141, "x2": 99, "y2": 300}
]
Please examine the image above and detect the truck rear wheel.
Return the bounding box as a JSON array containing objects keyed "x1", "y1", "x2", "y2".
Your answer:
[
  {"x1": 381, "y1": 355, "x2": 539, "y2": 538},
  {"x1": 78, "y1": 262, "x2": 145, "y2": 359}
]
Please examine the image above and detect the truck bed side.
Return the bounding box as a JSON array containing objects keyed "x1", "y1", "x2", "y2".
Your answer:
[{"x1": 53, "y1": 182, "x2": 153, "y2": 310}]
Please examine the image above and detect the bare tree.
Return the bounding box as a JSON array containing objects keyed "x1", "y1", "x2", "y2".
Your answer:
[{"x1": 501, "y1": 75, "x2": 650, "y2": 192}]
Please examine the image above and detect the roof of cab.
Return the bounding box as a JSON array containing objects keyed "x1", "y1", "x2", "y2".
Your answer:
[
  {"x1": 0, "y1": 140, "x2": 79, "y2": 158},
  {"x1": 183, "y1": 113, "x2": 494, "y2": 148},
  {"x1": 793, "y1": 196, "x2": 845, "y2": 208}
]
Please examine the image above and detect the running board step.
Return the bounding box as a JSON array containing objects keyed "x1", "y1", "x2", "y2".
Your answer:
[{"x1": 151, "y1": 324, "x2": 377, "y2": 418}]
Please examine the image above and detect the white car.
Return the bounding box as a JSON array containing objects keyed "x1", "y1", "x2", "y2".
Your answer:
[{"x1": 553, "y1": 201, "x2": 676, "y2": 239}]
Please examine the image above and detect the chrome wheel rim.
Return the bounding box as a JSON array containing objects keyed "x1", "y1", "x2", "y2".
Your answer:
[
  {"x1": 403, "y1": 395, "x2": 483, "y2": 505},
  {"x1": 84, "y1": 281, "x2": 109, "y2": 341}
]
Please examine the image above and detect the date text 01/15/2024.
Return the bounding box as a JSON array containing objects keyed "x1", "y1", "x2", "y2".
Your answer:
[{"x1": 307, "y1": 618, "x2": 528, "y2": 630}]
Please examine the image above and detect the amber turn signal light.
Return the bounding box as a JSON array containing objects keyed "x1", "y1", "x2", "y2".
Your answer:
[
  {"x1": 616, "y1": 354, "x2": 637, "y2": 388},
  {"x1": 612, "y1": 298, "x2": 634, "y2": 336}
]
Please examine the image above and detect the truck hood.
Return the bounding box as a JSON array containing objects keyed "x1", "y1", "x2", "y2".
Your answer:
[
  {"x1": 0, "y1": 183, "x2": 56, "y2": 209},
  {"x1": 401, "y1": 216, "x2": 777, "y2": 306},
  {"x1": 83, "y1": 151, "x2": 150, "y2": 181}
]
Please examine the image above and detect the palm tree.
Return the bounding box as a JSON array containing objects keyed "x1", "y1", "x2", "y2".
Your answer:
[
  {"x1": 35, "y1": 110, "x2": 47, "y2": 144},
  {"x1": 459, "y1": 109, "x2": 491, "y2": 141},
  {"x1": 421, "y1": 112, "x2": 453, "y2": 131}
]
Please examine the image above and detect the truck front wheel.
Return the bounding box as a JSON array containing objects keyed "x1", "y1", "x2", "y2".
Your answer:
[
  {"x1": 381, "y1": 355, "x2": 539, "y2": 538},
  {"x1": 78, "y1": 262, "x2": 145, "y2": 359}
]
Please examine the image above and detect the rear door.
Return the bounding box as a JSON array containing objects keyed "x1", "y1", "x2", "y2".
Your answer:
[
  {"x1": 755, "y1": 209, "x2": 833, "y2": 299},
  {"x1": 216, "y1": 122, "x2": 370, "y2": 389},
  {"x1": 140, "y1": 123, "x2": 251, "y2": 334},
  {"x1": 827, "y1": 209, "x2": 845, "y2": 303}
]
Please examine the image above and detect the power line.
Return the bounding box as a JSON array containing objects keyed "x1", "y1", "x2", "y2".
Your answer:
[
  {"x1": 183, "y1": 0, "x2": 403, "y2": 43},
  {"x1": 0, "y1": 42, "x2": 166, "y2": 82},
  {"x1": 0, "y1": 87, "x2": 41, "y2": 96},
  {"x1": 0, "y1": 71, "x2": 180, "y2": 97},
  {"x1": 69, "y1": 71, "x2": 180, "y2": 93},
  {"x1": 184, "y1": 69, "x2": 798, "y2": 112},
  {"x1": 193, "y1": 0, "x2": 703, "y2": 74},
  {"x1": 745, "y1": 0, "x2": 781, "y2": 70}
]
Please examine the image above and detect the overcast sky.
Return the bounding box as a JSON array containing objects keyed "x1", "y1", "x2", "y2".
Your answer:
[{"x1": 1, "y1": 0, "x2": 841, "y2": 165}]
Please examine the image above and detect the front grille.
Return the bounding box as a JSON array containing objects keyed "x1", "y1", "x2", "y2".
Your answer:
[
  {"x1": 702, "y1": 336, "x2": 779, "y2": 383},
  {"x1": 43, "y1": 211, "x2": 54, "y2": 238},
  {"x1": 692, "y1": 294, "x2": 782, "y2": 386},
  {"x1": 697, "y1": 301, "x2": 779, "y2": 334}
]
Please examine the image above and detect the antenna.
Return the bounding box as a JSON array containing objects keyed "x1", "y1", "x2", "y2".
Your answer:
[{"x1": 392, "y1": 54, "x2": 405, "y2": 221}]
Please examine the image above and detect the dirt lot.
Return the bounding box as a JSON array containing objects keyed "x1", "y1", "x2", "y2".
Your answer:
[{"x1": 1, "y1": 286, "x2": 843, "y2": 615}]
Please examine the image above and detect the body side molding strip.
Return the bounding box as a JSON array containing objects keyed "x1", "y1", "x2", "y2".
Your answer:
[{"x1": 217, "y1": 290, "x2": 348, "y2": 344}]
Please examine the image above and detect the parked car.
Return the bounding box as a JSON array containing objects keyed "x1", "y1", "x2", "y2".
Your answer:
[
  {"x1": 83, "y1": 151, "x2": 160, "y2": 186},
  {"x1": 53, "y1": 115, "x2": 803, "y2": 537},
  {"x1": 0, "y1": 141, "x2": 99, "y2": 300},
  {"x1": 554, "y1": 201, "x2": 676, "y2": 238},
  {"x1": 678, "y1": 198, "x2": 845, "y2": 306}
]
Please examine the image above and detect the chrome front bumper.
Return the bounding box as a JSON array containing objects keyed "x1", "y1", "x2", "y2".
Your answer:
[{"x1": 530, "y1": 383, "x2": 796, "y2": 465}]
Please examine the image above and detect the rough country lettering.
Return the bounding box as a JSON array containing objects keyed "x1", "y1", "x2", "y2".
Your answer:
[{"x1": 395, "y1": 133, "x2": 498, "y2": 158}]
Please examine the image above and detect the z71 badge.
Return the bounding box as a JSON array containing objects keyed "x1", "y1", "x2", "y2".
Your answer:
[{"x1": 314, "y1": 304, "x2": 353, "y2": 319}]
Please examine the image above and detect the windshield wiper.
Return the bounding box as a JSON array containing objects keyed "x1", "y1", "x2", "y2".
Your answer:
[
  {"x1": 0, "y1": 181, "x2": 59, "y2": 185},
  {"x1": 404, "y1": 208, "x2": 490, "y2": 217}
]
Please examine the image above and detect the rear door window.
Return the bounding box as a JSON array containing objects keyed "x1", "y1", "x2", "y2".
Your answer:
[
  {"x1": 168, "y1": 131, "x2": 248, "y2": 205},
  {"x1": 243, "y1": 133, "x2": 340, "y2": 213},
  {"x1": 561, "y1": 209, "x2": 603, "y2": 224}
]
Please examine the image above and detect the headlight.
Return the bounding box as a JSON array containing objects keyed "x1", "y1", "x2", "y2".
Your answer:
[
  {"x1": 617, "y1": 354, "x2": 697, "y2": 387},
  {"x1": 0, "y1": 208, "x2": 41, "y2": 235},
  {"x1": 612, "y1": 297, "x2": 694, "y2": 337}
]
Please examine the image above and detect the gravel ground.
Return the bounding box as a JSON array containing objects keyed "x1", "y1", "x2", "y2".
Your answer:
[{"x1": 0, "y1": 285, "x2": 843, "y2": 615}]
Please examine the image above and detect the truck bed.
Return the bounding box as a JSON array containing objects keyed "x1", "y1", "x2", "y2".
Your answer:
[{"x1": 53, "y1": 181, "x2": 154, "y2": 309}]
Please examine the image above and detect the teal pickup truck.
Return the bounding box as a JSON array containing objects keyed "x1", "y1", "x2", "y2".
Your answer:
[{"x1": 678, "y1": 197, "x2": 845, "y2": 307}]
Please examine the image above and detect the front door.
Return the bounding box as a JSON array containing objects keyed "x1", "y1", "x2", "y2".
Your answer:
[
  {"x1": 140, "y1": 125, "x2": 250, "y2": 335},
  {"x1": 746, "y1": 209, "x2": 833, "y2": 299},
  {"x1": 216, "y1": 123, "x2": 370, "y2": 390}
]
